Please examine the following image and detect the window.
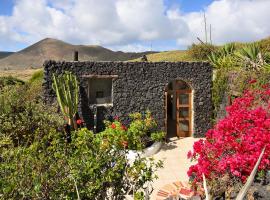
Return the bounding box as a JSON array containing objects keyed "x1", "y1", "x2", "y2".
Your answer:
[{"x1": 88, "y1": 78, "x2": 113, "y2": 105}]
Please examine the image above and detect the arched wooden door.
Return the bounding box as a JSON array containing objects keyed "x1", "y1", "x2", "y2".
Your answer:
[
  {"x1": 166, "y1": 80, "x2": 192, "y2": 138},
  {"x1": 176, "y1": 86, "x2": 192, "y2": 137}
]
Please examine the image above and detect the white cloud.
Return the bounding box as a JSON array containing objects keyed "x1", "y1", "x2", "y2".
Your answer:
[
  {"x1": 0, "y1": 0, "x2": 270, "y2": 51},
  {"x1": 182, "y1": 0, "x2": 270, "y2": 45}
]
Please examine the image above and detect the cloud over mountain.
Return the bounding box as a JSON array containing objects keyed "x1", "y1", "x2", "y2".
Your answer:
[{"x1": 0, "y1": 0, "x2": 270, "y2": 52}]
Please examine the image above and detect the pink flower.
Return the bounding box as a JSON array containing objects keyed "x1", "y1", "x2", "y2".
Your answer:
[
  {"x1": 187, "y1": 151, "x2": 193, "y2": 159},
  {"x1": 187, "y1": 86, "x2": 270, "y2": 185}
]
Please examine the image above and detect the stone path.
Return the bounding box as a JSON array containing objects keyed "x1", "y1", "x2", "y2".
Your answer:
[{"x1": 150, "y1": 137, "x2": 201, "y2": 200}]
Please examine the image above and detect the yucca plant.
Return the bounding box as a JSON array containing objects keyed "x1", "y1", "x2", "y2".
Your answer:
[
  {"x1": 202, "y1": 146, "x2": 266, "y2": 200},
  {"x1": 52, "y1": 71, "x2": 79, "y2": 130}
]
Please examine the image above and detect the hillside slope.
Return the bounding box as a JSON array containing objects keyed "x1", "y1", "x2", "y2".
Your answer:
[
  {"x1": 0, "y1": 38, "x2": 155, "y2": 70},
  {"x1": 0, "y1": 52, "x2": 14, "y2": 59},
  {"x1": 129, "y1": 50, "x2": 195, "y2": 62}
]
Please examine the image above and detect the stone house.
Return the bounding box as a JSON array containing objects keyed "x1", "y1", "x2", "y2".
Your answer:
[{"x1": 43, "y1": 61, "x2": 212, "y2": 138}]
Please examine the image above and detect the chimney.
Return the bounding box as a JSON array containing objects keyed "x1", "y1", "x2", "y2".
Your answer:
[{"x1": 74, "y1": 51, "x2": 78, "y2": 61}]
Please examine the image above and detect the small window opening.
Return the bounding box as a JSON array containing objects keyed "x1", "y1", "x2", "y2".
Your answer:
[{"x1": 88, "y1": 78, "x2": 113, "y2": 105}]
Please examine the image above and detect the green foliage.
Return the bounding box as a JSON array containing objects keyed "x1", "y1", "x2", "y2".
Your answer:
[
  {"x1": 0, "y1": 84, "x2": 63, "y2": 146},
  {"x1": 28, "y1": 69, "x2": 44, "y2": 84},
  {"x1": 150, "y1": 131, "x2": 166, "y2": 142},
  {"x1": 103, "y1": 111, "x2": 165, "y2": 150},
  {"x1": 221, "y1": 43, "x2": 236, "y2": 56},
  {"x1": 52, "y1": 71, "x2": 79, "y2": 130},
  {"x1": 212, "y1": 70, "x2": 229, "y2": 120},
  {"x1": 230, "y1": 69, "x2": 270, "y2": 94},
  {"x1": 0, "y1": 128, "x2": 162, "y2": 199},
  {"x1": 188, "y1": 43, "x2": 218, "y2": 60},
  {"x1": 0, "y1": 76, "x2": 24, "y2": 89},
  {"x1": 234, "y1": 43, "x2": 270, "y2": 71},
  {"x1": 208, "y1": 43, "x2": 237, "y2": 69},
  {"x1": 258, "y1": 37, "x2": 270, "y2": 53}
]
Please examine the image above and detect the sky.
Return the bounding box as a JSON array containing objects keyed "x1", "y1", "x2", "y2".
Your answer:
[{"x1": 0, "y1": 0, "x2": 270, "y2": 52}]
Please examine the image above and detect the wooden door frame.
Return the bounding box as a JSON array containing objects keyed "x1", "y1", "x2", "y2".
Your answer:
[{"x1": 176, "y1": 89, "x2": 192, "y2": 137}]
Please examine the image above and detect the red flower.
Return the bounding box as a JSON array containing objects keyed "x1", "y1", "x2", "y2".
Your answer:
[
  {"x1": 121, "y1": 125, "x2": 127, "y2": 131},
  {"x1": 76, "y1": 119, "x2": 83, "y2": 125},
  {"x1": 248, "y1": 79, "x2": 257, "y2": 84},
  {"x1": 114, "y1": 116, "x2": 119, "y2": 121},
  {"x1": 111, "y1": 123, "x2": 116, "y2": 129}
]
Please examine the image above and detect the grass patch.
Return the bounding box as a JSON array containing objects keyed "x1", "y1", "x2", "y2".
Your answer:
[
  {"x1": 129, "y1": 50, "x2": 197, "y2": 62},
  {"x1": 29, "y1": 69, "x2": 44, "y2": 83},
  {"x1": 0, "y1": 68, "x2": 43, "y2": 81}
]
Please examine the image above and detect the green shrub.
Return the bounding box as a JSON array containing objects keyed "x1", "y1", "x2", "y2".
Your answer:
[
  {"x1": 0, "y1": 128, "x2": 162, "y2": 199},
  {"x1": 29, "y1": 69, "x2": 44, "y2": 84},
  {"x1": 102, "y1": 111, "x2": 165, "y2": 150},
  {"x1": 258, "y1": 37, "x2": 270, "y2": 53},
  {"x1": 0, "y1": 76, "x2": 24, "y2": 89},
  {"x1": 0, "y1": 84, "x2": 63, "y2": 146},
  {"x1": 212, "y1": 69, "x2": 229, "y2": 120},
  {"x1": 188, "y1": 43, "x2": 218, "y2": 60}
]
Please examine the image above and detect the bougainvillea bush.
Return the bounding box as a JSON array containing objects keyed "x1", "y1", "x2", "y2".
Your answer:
[{"x1": 187, "y1": 84, "x2": 270, "y2": 194}]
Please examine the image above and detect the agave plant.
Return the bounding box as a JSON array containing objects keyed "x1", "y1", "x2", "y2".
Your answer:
[
  {"x1": 208, "y1": 44, "x2": 236, "y2": 69},
  {"x1": 202, "y1": 146, "x2": 266, "y2": 200},
  {"x1": 234, "y1": 44, "x2": 270, "y2": 71},
  {"x1": 221, "y1": 43, "x2": 236, "y2": 56}
]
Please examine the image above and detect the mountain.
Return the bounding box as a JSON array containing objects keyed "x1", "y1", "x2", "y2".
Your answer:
[
  {"x1": 0, "y1": 52, "x2": 14, "y2": 59},
  {"x1": 0, "y1": 38, "x2": 156, "y2": 70}
]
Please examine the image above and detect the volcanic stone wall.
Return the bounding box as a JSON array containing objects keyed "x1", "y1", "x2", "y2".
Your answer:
[{"x1": 43, "y1": 61, "x2": 212, "y2": 137}]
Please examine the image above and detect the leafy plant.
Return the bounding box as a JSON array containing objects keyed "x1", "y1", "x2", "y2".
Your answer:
[
  {"x1": 0, "y1": 84, "x2": 63, "y2": 146},
  {"x1": 0, "y1": 128, "x2": 162, "y2": 199},
  {"x1": 102, "y1": 111, "x2": 165, "y2": 150},
  {"x1": 212, "y1": 69, "x2": 229, "y2": 120},
  {"x1": 52, "y1": 71, "x2": 79, "y2": 130}
]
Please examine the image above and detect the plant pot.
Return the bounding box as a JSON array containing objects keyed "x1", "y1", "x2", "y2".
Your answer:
[{"x1": 126, "y1": 141, "x2": 163, "y2": 163}]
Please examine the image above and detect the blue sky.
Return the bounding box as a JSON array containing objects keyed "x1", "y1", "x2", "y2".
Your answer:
[
  {"x1": 0, "y1": 0, "x2": 13, "y2": 16},
  {"x1": 0, "y1": 0, "x2": 270, "y2": 52},
  {"x1": 164, "y1": 0, "x2": 214, "y2": 13}
]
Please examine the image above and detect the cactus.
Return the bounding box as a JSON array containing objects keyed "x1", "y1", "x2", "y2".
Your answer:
[{"x1": 52, "y1": 71, "x2": 79, "y2": 130}]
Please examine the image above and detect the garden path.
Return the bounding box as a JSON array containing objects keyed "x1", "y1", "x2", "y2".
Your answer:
[{"x1": 150, "y1": 137, "x2": 201, "y2": 200}]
